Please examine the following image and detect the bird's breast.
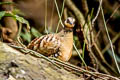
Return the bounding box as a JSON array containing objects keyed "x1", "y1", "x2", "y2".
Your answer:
[{"x1": 58, "y1": 32, "x2": 73, "y2": 61}]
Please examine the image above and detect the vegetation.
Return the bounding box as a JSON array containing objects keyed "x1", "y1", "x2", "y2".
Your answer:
[{"x1": 0, "y1": 0, "x2": 120, "y2": 79}]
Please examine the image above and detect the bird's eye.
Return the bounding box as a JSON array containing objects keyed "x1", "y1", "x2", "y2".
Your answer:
[{"x1": 66, "y1": 19, "x2": 70, "y2": 23}]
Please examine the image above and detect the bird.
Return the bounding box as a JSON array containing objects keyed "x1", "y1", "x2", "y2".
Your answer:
[{"x1": 27, "y1": 17, "x2": 75, "y2": 61}]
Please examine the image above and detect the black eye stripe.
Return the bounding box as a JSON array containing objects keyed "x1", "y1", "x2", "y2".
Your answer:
[{"x1": 67, "y1": 19, "x2": 70, "y2": 23}]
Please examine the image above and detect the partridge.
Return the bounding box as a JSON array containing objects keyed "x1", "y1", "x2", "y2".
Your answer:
[{"x1": 27, "y1": 17, "x2": 75, "y2": 61}]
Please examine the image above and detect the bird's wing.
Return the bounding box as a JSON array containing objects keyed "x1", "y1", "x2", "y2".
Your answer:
[{"x1": 27, "y1": 34, "x2": 61, "y2": 56}]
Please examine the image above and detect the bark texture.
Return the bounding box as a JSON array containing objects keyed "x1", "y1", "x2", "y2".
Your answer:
[{"x1": 0, "y1": 42, "x2": 83, "y2": 80}]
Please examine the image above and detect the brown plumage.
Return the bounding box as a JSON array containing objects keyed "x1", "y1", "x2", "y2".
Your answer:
[{"x1": 27, "y1": 17, "x2": 75, "y2": 61}]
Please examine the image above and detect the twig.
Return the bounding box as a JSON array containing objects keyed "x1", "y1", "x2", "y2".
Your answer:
[
  {"x1": 106, "y1": 4, "x2": 120, "y2": 23},
  {"x1": 64, "y1": 8, "x2": 68, "y2": 19},
  {"x1": 93, "y1": 42, "x2": 116, "y2": 73},
  {"x1": 90, "y1": 0, "x2": 117, "y2": 74},
  {"x1": 54, "y1": 0, "x2": 88, "y2": 66},
  {"x1": 81, "y1": 0, "x2": 89, "y2": 16},
  {"x1": 8, "y1": 44, "x2": 61, "y2": 68},
  {"x1": 73, "y1": 43, "x2": 87, "y2": 67},
  {"x1": 65, "y1": 0, "x2": 94, "y2": 64},
  {"x1": 8, "y1": 44, "x2": 119, "y2": 79},
  {"x1": 65, "y1": 0, "x2": 109, "y2": 72},
  {"x1": 54, "y1": 0, "x2": 64, "y2": 28},
  {"x1": 101, "y1": 5, "x2": 120, "y2": 74},
  {"x1": 15, "y1": 22, "x2": 26, "y2": 48},
  {"x1": 45, "y1": 0, "x2": 48, "y2": 34},
  {"x1": 0, "y1": 25, "x2": 3, "y2": 42},
  {"x1": 102, "y1": 32, "x2": 120, "y2": 54},
  {"x1": 94, "y1": 30, "x2": 101, "y2": 44},
  {"x1": 55, "y1": 0, "x2": 65, "y2": 33},
  {"x1": 50, "y1": 57, "x2": 119, "y2": 80},
  {"x1": 92, "y1": 0, "x2": 102, "y2": 25},
  {"x1": 50, "y1": 1, "x2": 55, "y2": 30}
]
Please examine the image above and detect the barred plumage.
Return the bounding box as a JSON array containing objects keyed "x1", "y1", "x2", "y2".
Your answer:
[
  {"x1": 28, "y1": 34, "x2": 61, "y2": 56},
  {"x1": 27, "y1": 17, "x2": 75, "y2": 61}
]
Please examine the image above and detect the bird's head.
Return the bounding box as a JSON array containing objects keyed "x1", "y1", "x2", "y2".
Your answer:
[{"x1": 64, "y1": 17, "x2": 75, "y2": 29}]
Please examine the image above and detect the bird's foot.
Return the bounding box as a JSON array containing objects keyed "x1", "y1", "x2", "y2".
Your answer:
[{"x1": 53, "y1": 52, "x2": 62, "y2": 58}]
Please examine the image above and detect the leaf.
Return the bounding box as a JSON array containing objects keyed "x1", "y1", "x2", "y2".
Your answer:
[
  {"x1": 20, "y1": 28, "x2": 31, "y2": 42},
  {"x1": 15, "y1": 15, "x2": 27, "y2": 23},
  {"x1": 0, "y1": 11, "x2": 5, "y2": 20},
  {"x1": 3, "y1": 11, "x2": 30, "y2": 30},
  {"x1": 0, "y1": 2, "x2": 13, "y2": 5},
  {"x1": 0, "y1": 11, "x2": 30, "y2": 35},
  {"x1": 14, "y1": 15, "x2": 30, "y2": 30},
  {"x1": 0, "y1": 11, "x2": 30, "y2": 27},
  {"x1": 31, "y1": 27, "x2": 42, "y2": 37}
]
